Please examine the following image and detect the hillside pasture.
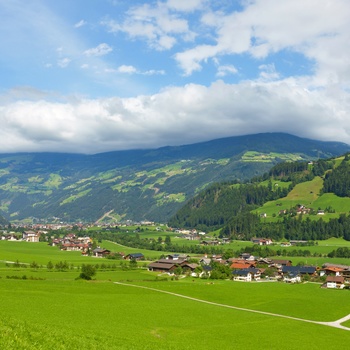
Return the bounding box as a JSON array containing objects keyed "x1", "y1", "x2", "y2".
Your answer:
[{"x1": 253, "y1": 176, "x2": 350, "y2": 222}]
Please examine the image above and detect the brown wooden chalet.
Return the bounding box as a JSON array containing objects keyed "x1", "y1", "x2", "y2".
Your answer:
[
  {"x1": 148, "y1": 261, "x2": 177, "y2": 273},
  {"x1": 92, "y1": 248, "x2": 111, "y2": 258},
  {"x1": 148, "y1": 257, "x2": 194, "y2": 274}
]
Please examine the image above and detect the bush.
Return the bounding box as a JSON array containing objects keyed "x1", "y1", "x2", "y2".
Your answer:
[{"x1": 79, "y1": 264, "x2": 96, "y2": 280}]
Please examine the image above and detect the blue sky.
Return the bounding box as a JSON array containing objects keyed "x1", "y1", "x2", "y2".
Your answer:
[{"x1": 1, "y1": 0, "x2": 350, "y2": 153}]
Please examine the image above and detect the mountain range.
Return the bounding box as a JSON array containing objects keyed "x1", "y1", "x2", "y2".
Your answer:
[{"x1": 0, "y1": 132, "x2": 349, "y2": 223}]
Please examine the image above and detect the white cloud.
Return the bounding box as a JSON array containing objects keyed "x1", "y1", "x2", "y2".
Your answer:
[
  {"x1": 166, "y1": 0, "x2": 204, "y2": 12},
  {"x1": 175, "y1": 0, "x2": 350, "y2": 83},
  {"x1": 118, "y1": 65, "x2": 137, "y2": 74},
  {"x1": 104, "y1": 65, "x2": 165, "y2": 76},
  {"x1": 84, "y1": 43, "x2": 113, "y2": 57},
  {"x1": 1, "y1": 80, "x2": 350, "y2": 153},
  {"x1": 57, "y1": 58, "x2": 71, "y2": 68},
  {"x1": 102, "y1": 1, "x2": 196, "y2": 50},
  {"x1": 258, "y1": 64, "x2": 280, "y2": 82},
  {"x1": 74, "y1": 20, "x2": 86, "y2": 28},
  {"x1": 143, "y1": 69, "x2": 165, "y2": 76},
  {"x1": 216, "y1": 65, "x2": 238, "y2": 77}
]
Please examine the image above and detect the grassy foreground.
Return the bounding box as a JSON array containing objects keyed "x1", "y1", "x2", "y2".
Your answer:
[
  {"x1": 1, "y1": 241, "x2": 350, "y2": 349},
  {"x1": 1, "y1": 269, "x2": 350, "y2": 349}
]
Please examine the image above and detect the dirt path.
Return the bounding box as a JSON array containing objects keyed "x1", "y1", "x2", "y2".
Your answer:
[
  {"x1": 114, "y1": 281, "x2": 350, "y2": 331},
  {"x1": 94, "y1": 210, "x2": 114, "y2": 224}
]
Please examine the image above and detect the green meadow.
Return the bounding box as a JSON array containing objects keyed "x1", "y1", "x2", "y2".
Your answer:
[
  {"x1": 2, "y1": 241, "x2": 350, "y2": 349},
  {"x1": 1, "y1": 268, "x2": 350, "y2": 349}
]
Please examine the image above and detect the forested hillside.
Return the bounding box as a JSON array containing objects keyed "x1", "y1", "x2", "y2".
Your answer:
[
  {"x1": 168, "y1": 155, "x2": 350, "y2": 241},
  {"x1": 0, "y1": 214, "x2": 9, "y2": 226},
  {"x1": 1, "y1": 133, "x2": 348, "y2": 223}
]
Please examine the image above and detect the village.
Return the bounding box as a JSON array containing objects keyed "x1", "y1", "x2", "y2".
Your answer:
[{"x1": 1, "y1": 226, "x2": 349, "y2": 290}]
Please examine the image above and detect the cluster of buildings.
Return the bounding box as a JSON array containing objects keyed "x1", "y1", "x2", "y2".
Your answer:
[{"x1": 147, "y1": 252, "x2": 350, "y2": 289}]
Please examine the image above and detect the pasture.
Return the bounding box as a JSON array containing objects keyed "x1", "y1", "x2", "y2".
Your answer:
[
  {"x1": 1, "y1": 268, "x2": 350, "y2": 349},
  {"x1": 253, "y1": 176, "x2": 350, "y2": 222},
  {"x1": 1, "y1": 241, "x2": 350, "y2": 349}
]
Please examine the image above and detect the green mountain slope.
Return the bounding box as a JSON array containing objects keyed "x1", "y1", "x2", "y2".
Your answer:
[
  {"x1": 169, "y1": 155, "x2": 350, "y2": 241},
  {"x1": 0, "y1": 133, "x2": 349, "y2": 223}
]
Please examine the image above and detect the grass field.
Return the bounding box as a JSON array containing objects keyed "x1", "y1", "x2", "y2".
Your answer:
[
  {"x1": 1, "y1": 241, "x2": 350, "y2": 349},
  {"x1": 1, "y1": 269, "x2": 350, "y2": 349}
]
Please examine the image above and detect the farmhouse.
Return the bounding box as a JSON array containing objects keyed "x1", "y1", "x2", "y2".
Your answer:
[
  {"x1": 326, "y1": 276, "x2": 345, "y2": 289},
  {"x1": 148, "y1": 262, "x2": 177, "y2": 273},
  {"x1": 92, "y1": 248, "x2": 111, "y2": 258},
  {"x1": 124, "y1": 253, "x2": 144, "y2": 260}
]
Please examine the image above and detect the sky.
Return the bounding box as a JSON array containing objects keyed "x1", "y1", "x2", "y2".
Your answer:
[{"x1": 1, "y1": 0, "x2": 350, "y2": 154}]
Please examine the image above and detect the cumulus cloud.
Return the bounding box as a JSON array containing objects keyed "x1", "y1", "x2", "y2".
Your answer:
[
  {"x1": 102, "y1": 1, "x2": 196, "y2": 50},
  {"x1": 1, "y1": 80, "x2": 350, "y2": 154},
  {"x1": 117, "y1": 65, "x2": 137, "y2": 74},
  {"x1": 84, "y1": 43, "x2": 113, "y2": 57},
  {"x1": 175, "y1": 0, "x2": 350, "y2": 84}
]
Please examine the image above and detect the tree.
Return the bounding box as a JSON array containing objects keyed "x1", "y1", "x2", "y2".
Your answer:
[
  {"x1": 129, "y1": 259, "x2": 138, "y2": 269},
  {"x1": 30, "y1": 261, "x2": 39, "y2": 269},
  {"x1": 174, "y1": 266, "x2": 183, "y2": 275},
  {"x1": 79, "y1": 264, "x2": 96, "y2": 280},
  {"x1": 165, "y1": 235, "x2": 171, "y2": 245}
]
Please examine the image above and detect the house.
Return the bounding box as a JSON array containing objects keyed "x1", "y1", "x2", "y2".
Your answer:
[
  {"x1": 92, "y1": 248, "x2": 111, "y2": 258},
  {"x1": 281, "y1": 266, "x2": 317, "y2": 276},
  {"x1": 62, "y1": 243, "x2": 89, "y2": 252},
  {"x1": 22, "y1": 231, "x2": 40, "y2": 242},
  {"x1": 166, "y1": 254, "x2": 189, "y2": 261},
  {"x1": 319, "y1": 266, "x2": 344, "y2": 277},
  {"x1": 124, "y1": 253, "x2": 144, "y2": 260},
  {"x1": 230, "y1": 260, "x2": 256, "y2": 270},
  {"x1": 148, "y1": 262, "x2": 177, "y2": 273},
  {"x1": 181, "y1": 262, "x2": 198, "y2": 273},
  {"x1": 326, "y1": 276, "x2": 345, "y2": 289},
  {"x1": 202, "y1": 265, "x2": 212, "y2": 276},
  {"x1": 283, "y1": 272, "x2": 301, "y2": 283},
  {"x1": 270, "y1": 259, "x2": 292, "y2": 267},
  {"x1": 199, "y1": 257, "x2": 211, "y2": 265},
  {"x1": 251, "y1": 238, "x2": 272, "y2": 245},
  {"x1": 256, "y1": 258, "x2": 273, "y2": 266},
  {"x1": 232, "y1": 270, "x2": 252, "y2": 282},
  {"x1": 239, "y1": 253, "x2": 256, "y2": 261},
  {"x1": 201, "y1": 240, "x2": 220, "y2": 246},
  {"x1": 232, "y1": 268, "x2": 261, "y2": 282}
]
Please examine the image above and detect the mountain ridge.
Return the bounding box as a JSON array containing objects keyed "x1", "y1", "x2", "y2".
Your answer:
[{"x1": 0, "y1": 132, "x2": 349, "y2": 223}]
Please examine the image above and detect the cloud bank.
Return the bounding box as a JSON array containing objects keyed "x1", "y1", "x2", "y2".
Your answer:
[{"x1": 1, "y1": 79, "x2": 349, "y2": 154}]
